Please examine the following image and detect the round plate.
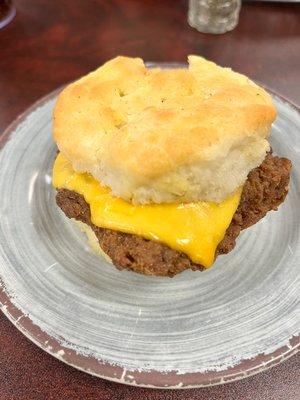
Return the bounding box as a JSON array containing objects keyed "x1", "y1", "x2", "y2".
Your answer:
[{"x1": 0, "y1": 69, "x2": 299, "y2": 388}]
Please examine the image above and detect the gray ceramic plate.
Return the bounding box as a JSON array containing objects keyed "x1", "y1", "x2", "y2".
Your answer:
[{"x1": 0, "y1": 67, "x2": 299, "y2": 388}]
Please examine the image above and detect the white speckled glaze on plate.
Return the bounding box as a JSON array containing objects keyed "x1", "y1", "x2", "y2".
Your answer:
[{"x1": 0, "y1": 64, "x2": 299, "y2": 388}]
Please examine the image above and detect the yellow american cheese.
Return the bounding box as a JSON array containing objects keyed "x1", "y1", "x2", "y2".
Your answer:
[{"x1": 53, "y1": 153, "x2": 241, "y2": 268}]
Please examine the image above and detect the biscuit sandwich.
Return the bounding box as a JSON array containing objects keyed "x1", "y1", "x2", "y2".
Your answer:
[{"x1": 52, "y1": 56, "x2": 291, "y2": 277}]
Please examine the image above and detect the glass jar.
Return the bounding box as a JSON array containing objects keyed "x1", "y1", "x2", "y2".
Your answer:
[{"x1": 188, "y1": 0, "x2": 241, "y2": 34}]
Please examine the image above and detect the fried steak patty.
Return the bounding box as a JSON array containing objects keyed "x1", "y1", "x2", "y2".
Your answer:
[{"x1": 56, "y1": 153, "x2": 291, "y2": 277}]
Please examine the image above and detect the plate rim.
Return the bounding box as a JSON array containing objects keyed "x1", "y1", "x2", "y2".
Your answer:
[{"x1": 0, "y1": 76, "x2": 299, "y2": 389}]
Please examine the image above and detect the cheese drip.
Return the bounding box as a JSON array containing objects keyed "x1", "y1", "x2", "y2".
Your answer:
[{"x1": 53, "y1": 153, "x2": 241, "y2": 267}]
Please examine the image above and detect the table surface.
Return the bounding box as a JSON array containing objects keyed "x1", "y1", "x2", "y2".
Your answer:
[{"x1": 0, "y1": 1, "x2": 299, "y2": 399}]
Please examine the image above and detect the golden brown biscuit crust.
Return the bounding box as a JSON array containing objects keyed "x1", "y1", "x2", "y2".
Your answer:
[{"x1": 54, "y1": 56, "x2": 276, "y2": 204}]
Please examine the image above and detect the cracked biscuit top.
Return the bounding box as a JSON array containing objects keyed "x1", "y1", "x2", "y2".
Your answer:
[{"x1": 53, "y1": 55, "x2": 276, "y2": 204}]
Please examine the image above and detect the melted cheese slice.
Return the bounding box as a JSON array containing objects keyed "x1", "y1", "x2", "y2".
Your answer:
[{"x1": 53, "y1": 153, "x2": 241, "y2": 268}]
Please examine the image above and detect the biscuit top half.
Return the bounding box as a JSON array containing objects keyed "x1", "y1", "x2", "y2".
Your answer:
[{"x1": 53, "y1": 55, "x2": 276, "y2": 204}]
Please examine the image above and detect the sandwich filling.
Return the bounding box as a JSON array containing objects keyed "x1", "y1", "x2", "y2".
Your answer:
[
  {"x1": 53, "y1": 153, "x2": 242, "y2": 267},
  {"x1": 53, "y1": 152, "x2": 291, "y2": 274}
]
